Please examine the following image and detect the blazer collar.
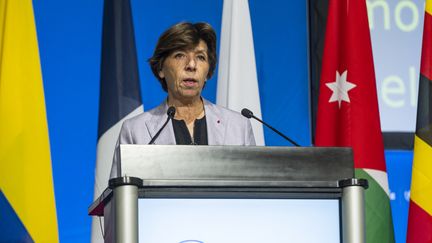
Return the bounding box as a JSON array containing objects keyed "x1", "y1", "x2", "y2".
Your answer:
[
  {"x1": 145, "y1": 98, "x2": 227, "y2": 145},
  {"x1": 146, "y1": 100, "x2": 176, "y2": 145},
  {"x1": 203, "y1": 99, "x2": 226, "y2": 145}
]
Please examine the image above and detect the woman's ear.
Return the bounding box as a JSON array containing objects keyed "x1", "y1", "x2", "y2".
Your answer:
[{"x1": 158, "y1": 69, "x2": 165, "y2": 79}]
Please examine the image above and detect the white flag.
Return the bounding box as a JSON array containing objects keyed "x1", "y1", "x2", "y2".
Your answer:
[{"x1": 216, "y1": 0, "x2": 265, "y2": 145}]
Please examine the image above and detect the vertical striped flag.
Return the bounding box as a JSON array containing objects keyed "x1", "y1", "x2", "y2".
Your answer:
[
  {"x1": 0, "y1": 0, "x2": 59, "y2": 242},
  {"x1": 406, "y1": 0, "x2": 432, "y2": 242},
  {"x1": 315, "y1": 0, "x2": 395, "y2": 242},
  {"x1": 216, "y1": 0, "x2": 265, "y2": 145},
  {"x1": 91, "y1": 0, "x2": 143, "y2": 242}
]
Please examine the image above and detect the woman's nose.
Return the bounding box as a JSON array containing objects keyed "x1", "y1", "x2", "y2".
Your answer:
[{"x1": 185, "y1": 56, "x2": 197, "y2": 71}]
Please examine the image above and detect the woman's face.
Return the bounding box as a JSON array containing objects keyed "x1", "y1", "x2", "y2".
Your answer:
[{"x1": 159, "y1": 40, "x2": 210, "y2": 102}]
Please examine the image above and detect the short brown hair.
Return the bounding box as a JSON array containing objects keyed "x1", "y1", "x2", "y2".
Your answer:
[{"x1": 148, "y1": 22, "x2": 217, "y2": 92}]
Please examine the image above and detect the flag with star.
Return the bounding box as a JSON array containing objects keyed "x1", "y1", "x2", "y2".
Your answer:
[
  {"x1": 315, "y1": 0, "x2": 395, "y2": 242},
  {"x1": 406, "y1": 0, "x2": 432, "y2": 241}
]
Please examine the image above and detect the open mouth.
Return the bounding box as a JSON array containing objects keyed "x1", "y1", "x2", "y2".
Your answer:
[{"x1": 182, "y1": 78, "x2": 198, "y2": 87}]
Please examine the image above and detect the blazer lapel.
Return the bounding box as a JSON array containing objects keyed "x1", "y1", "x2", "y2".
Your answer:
[
  {"x1": 204, "y1": 99, "x2": 226, "y2": 145},
  {"x1": 145, "y1": 101, "x2": 176, "y2": 145}
]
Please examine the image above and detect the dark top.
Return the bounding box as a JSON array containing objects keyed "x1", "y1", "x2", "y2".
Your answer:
[{"x1": 172, "y1": 116, "x2": 208, "y2": 145}]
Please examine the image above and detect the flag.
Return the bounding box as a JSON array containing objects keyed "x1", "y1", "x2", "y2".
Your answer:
[
  {"x1": 406, "y1": 0, "x2": 432, "y2": 241},
  {"x1": 315, "y1": 0, "x2": 394, "y2": 242},
  {"x1": 216, "y1": 0, "x2": 265, "y2": 145},
  {"x1": 91, "y1": 0, "x2": 143, "y2": 242},
  {"x1": 0, "y1": 0, "x2": 59, "y2": 242}
]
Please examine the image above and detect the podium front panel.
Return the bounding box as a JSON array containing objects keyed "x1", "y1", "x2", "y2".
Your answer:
[
  {"x1": 89, "y1": 146, "x2": 365, "y2": 243},
  {"x1": 119, "y1": 145, "x2": 354, "y2": 185},
  {"x1": 138, "y1": 198, "x2": 340, "y2": 243}
]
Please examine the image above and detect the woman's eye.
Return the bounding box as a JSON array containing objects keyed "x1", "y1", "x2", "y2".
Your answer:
[
  {"x1": 197, "y1": 55, "x2": 206, "y2": 61},
  {"x1": 174, "y1": 53, "x2": 185, "y2": 59}
]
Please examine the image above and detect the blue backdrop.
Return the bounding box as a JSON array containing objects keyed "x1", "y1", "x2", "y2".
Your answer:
[{"x1": 32, "y1": 0, "x2": 412, "y2": 242}]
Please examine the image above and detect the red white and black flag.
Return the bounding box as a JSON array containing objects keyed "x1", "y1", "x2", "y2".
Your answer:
[
  {"x1": 315, "y1": 0, "x2": 395, "y2": 242},
  {"x1": 91, "y1": 0, "x2": 143, "y2": 242}
]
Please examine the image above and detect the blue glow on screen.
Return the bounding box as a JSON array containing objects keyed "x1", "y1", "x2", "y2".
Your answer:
[{"x1": 138, "y1": 198, "x2": 340, "y2": 243}]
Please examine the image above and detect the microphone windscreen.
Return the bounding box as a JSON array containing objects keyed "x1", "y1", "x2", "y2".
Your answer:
[
  {"x1": 241, "y1": 108, "x2": 253, "y2": 118},
  {"x1": 167, "y1": 106, "x2": 176, "y2": 118}
]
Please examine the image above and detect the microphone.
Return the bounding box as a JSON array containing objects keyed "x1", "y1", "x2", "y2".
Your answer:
[
  {"x1": 167, "y1": 106, "x2": 176, "y2": 118},
  {"x1": 148, "y1": 106, "x2": 176, "y2": 144},
  {"x1": 241, "y1": 108, "x2": 300, "y2": 147}
]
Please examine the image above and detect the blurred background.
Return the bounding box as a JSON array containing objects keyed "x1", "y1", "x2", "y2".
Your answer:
[{"x1": 31, "y1": 0, "x2": 421, "y2": 242}]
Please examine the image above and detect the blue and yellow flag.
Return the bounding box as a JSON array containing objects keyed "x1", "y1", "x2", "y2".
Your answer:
[{"x1": 0, "y1": 0, "x2": 58, "y2": 242}]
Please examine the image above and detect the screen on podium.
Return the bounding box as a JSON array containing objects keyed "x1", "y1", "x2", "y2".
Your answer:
[{"x1": 138, "y1": 198, "x2": 340, "y2": 243}]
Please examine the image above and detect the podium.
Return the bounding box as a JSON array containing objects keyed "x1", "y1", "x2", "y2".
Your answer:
[{"x1": 89, "y1": 145, "x2": 367, "y2": 243}]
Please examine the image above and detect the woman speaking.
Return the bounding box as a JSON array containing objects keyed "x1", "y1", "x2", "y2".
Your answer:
[{"x1": 110, "y1": 22, "x2": 255, "y2": 177}]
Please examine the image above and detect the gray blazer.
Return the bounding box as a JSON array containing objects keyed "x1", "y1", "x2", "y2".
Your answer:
[{"x1": 110, "y1": 99, "x2": 256, "y2": 178}]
